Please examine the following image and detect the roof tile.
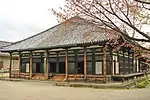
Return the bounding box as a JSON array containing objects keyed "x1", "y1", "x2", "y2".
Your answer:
[{"x1": 3, "y1": 17, "x2": 119, "y2": 51}]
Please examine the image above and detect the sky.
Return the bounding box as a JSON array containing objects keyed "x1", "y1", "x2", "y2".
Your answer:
[{"x1": 0, "y1": 0, "x2": 65, "y2": 42}]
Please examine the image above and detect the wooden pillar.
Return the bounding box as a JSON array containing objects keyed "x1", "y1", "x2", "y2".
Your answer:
[
  {"x1": 123, "y1": 50, "x2": 125, "y2": 74},
  {"x1": 133, "y1": 53, "x2": 137, "y2": 73},
  {"x1": 75, "y1": 50, "x2": 78, "y2": 74},
  {"x1": 138, "y1": 58, "x2": 140, "y2": 72},
  {"x1": 92, "y1": 49, "x2": 95, "y2": 74},
  {"x1": 56, "y1": 52, "x2": 59, "y2": 73},
  {"x1": 9, "y1": 53, "x2": 12, "y2": 78},
  {"x1": 136, "y1": 57, "x2": 139, "y2": 72},
  {"x1": 128, "y1": 50, "x2": 130, "y2": 73},
  {"x1": 103, "y1": 47, "x2": 107, "y2": 83},
  {"x1": 110, "y1": 50, "x2": 114, "y2": 76},
  {"x1": 65, "y1": 49, "x2": 68, "y2": 80},
  {"x1": 29, "y1": 52, "x2": 33, "y2": 79},
  {"x1": 18, "y1": 52, "x2": 21, "y2": 78},
  {"x1": 132, "y1": 52, "x2": 134, "y2": 73},
  {"x1": 46, "y1": 50, "x2": 49, "y2": 80},
  {"x1": 84, "y1": 47, "x2": 87, "y2": 80},
  {"x1": 40, "y1": 53, "x2": 43, "y2": 72},
  {"x1": 117, "y1": 51, "x2": 120, "y2": 74}
]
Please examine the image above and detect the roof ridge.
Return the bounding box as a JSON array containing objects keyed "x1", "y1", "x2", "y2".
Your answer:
[
  {"x1": 9, "y1": 16, "x2": 83, "y2": 46},
  {"x1": 0, "y1": 40, "x2": 12, "y2": 43}
]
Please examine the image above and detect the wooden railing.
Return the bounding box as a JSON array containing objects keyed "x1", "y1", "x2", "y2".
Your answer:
[
  {"x1": 67, "y1": 74, "x2": 105, "y2": 82},
  {"x1": 20, "y1": 73, "x2": 30, "y2": 79},
  {"x1": 50, "y1": 74, "x2": 65, "y2": 81},
  {"x1": 86, "y1": 75, "x2": 106, "y2": 83},
  {"x1": 112, "y1": 72, "x2": 145, "y2": 83},
  {"x1": 11, "y1": 73, "x2": 30, "y2": 79},
  {"x1": 68, "y1": 74, "x2": 84, "y2": 81},
  {"x1": 10, "y1": 72, "x2": 106, "y2": 83}
]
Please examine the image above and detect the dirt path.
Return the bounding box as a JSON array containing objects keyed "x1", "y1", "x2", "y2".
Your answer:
[{"x1": 0, "y1": 81, "x2": 150, "y2": 100}]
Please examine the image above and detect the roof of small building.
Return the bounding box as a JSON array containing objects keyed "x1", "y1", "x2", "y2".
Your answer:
[
  {"x1": 0, "y1": 41, "x2": 12, "y2": 56},
  {"x1": 0, "y1": 41, "x2": 11, "y2": 48},
  {"x1": 2, "y1": 17, "x2": 119, "y2": 52}
]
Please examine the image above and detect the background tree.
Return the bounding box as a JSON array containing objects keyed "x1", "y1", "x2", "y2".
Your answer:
[{"x1": 52, "y1": 0, "x2": 150, "y2": 43}]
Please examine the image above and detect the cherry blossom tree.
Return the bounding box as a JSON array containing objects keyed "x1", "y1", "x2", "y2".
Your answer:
[{"x1": 52, "y1": 0, "x2": 150, "y2": 42}]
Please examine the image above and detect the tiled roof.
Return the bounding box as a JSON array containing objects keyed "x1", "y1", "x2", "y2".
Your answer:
[
  {"x1": 0, "y1": 41, "x2": 11, "y2": 48},
  {"x1": 3, "y1": 17, "x2": 119, "y2": 52},
  {"x1": 0, "y1": 41, "x2": 12, "y2": 55}
]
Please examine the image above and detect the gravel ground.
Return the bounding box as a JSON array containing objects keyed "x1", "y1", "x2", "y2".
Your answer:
[{"x1": 0, "y1": 81, "x2": 150, "y2": 100}]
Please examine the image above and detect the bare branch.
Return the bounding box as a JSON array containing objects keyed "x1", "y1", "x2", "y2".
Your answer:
[
  {"x1": 52, "y1": 0, "x2": 150, "y2": 44},
  {"x1": 134, "y1": 0, "x2": 150, "y2": 4}
]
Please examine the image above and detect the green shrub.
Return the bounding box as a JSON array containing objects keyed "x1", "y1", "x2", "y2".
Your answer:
[
  {"x1": 144, "y1": 79, "x2": 149, "y2": 85},
  {"x1": 136, "y1": 82, "x2": 146, "y2": 88},
  {"x1": 136, "y1": 78, "x2": 150, "y2": 88}
]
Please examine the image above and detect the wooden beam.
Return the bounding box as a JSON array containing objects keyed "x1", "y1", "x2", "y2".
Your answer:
[
  {"x1": 65, "y1": 49, "x2": 68, "y2": 80},
  {"x1": 9, "y1": 53, "x2": 12, "y2": 78},
  {"x1": 29, "y1": 52, "x2": 33, "y2": 79},
  {"x1": 103, "y1": 47, "x2": 107, "y2": 83},
  {"x1": 84, "y1": 47, "x2": 87, "y2": 80},
  {"x1": 32, "y1": 50, "x2": 46, "y2": 53}
]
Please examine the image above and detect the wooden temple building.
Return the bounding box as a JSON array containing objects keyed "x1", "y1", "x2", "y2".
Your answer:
[{"x1": 2, "y1": 17, "x2": 145, "y2": 83}]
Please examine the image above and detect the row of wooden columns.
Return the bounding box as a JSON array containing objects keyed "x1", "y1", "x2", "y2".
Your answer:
[
  {"x1": 9, "y1": 48, "x2": 86, "y2": 80},
  {"x1": 27, "y1": 48, "x2": 87, "y2": 80},
  {"x1": 9, "y1": 47, "x2": 107, "y2": 82}
]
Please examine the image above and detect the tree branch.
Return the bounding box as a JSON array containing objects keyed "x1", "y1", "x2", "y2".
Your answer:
[{"x1": 134, "y1": 0, "x2": 150, "y2": 4}]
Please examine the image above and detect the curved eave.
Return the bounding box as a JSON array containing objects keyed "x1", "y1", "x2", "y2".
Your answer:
[{"x1": 1, "y1": 40, "x2": 108, "y2": 53}]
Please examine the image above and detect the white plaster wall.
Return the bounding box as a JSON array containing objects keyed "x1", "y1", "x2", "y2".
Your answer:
[{"x1": 0, "y1": 56, "x2": 19, "y2": 70}]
